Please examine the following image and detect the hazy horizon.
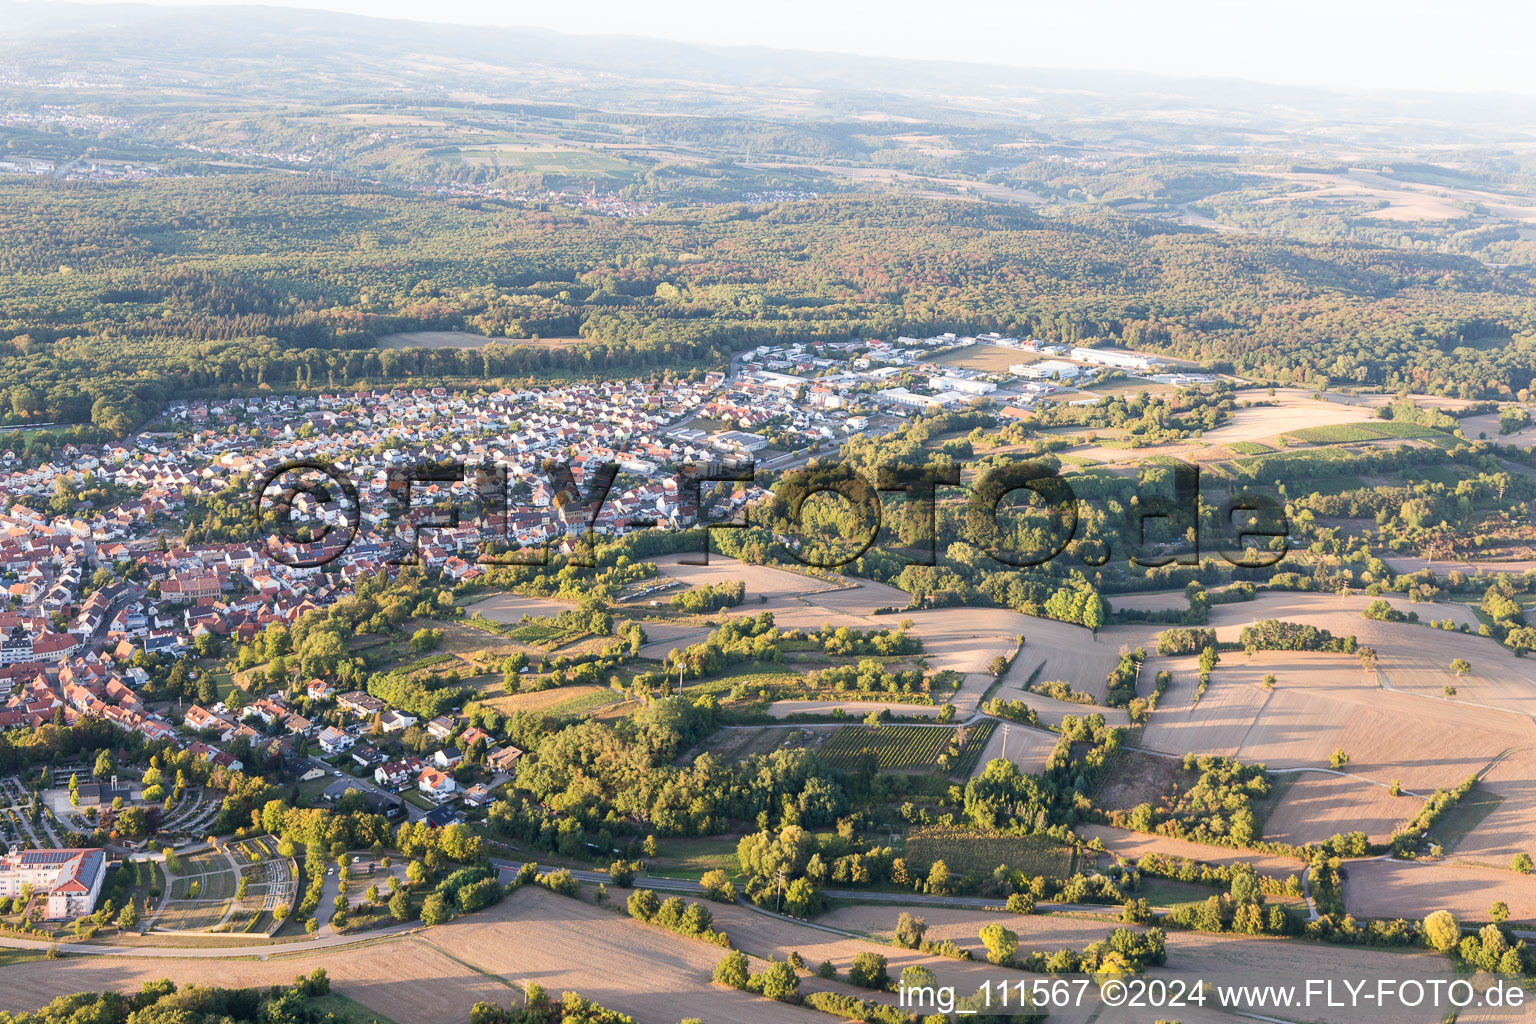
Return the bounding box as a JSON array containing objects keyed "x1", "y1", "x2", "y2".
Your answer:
[{"x1": 52, "y1": 0, "x2": 1536, "y2": 99}]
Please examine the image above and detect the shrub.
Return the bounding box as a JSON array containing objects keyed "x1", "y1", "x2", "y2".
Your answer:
[
  {"x1": 893, "y1": 912, "x2": 927, "y2": 948},
  {"x1": 847, "y1": 951, "x2": 889, "y2": 990},
  {"x1": 980, "y1": 923, "x2": 1018, "y2": 965},
  {"x1": 627, "y1": 889, "x2": 660, "y2": 921},
  {"x1": 713, "y1": 950, "x2": 750, "y2": 989},
  {"x1": 1005, "y1": 892, "x2": 1035, "y2": 915}
]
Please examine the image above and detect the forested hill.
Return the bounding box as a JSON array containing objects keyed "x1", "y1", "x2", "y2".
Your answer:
[{"x1": 1, "y1": 173, "x2": 1534, "y2": 432}]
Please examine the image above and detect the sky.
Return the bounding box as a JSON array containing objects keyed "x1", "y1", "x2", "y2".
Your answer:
[{"x1": 65, "y1": 0, "x2": 1536, "y2": 97}]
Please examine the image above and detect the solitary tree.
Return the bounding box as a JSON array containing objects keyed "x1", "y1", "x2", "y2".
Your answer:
[
  {"x1": 1512, "y1": 852, "x2": 1533, "y2": 875},
  {"x1": 979, "y1": 923, "x2": 1019, "y2": 965},
  {"x1": 1423, "y1": 910, "x2": 1461, "y2": 953},
  {"x1": 1450, "y1": 658, "x2": 1472, "y2": 678},
  {"x1": 419, "y1": 893, "x2": 451, "y2": 926},
  {"x1": 1329, "y1": 749, "x2": 1350, "y2": 769},
  {"x1": 894, "y1": 912, "x2": 927, "y2": 949},
  {"x1": 1491, "y1": 901, "x2": 1511, "y2": 924}
]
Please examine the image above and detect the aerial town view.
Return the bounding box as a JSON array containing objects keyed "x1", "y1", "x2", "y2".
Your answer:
[{"x1": 3, "y1": 1, "x2": 1536, "y2": 1022}]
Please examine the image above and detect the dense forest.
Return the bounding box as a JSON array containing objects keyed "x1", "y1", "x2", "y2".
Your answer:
[{"x1": 2, "y1": 174, "x2": 1535, "y2": 433}]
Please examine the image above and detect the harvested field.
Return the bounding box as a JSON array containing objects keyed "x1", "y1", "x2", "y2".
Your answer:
[
  {"x1": 478, "y1": 684, "x2": 618, "y2": 717},
  {"x1": 1168, "y1": 927, "x2": 1463, "y2": 1024},
  {"x1": 473, "y1": 592, "x2": 578, "y2": 624},
  {"x1": 1441, "y1": 747, "x2": 1536, "y2": 866},
  {"x1": 1108, "y1": 590, "x2": 1189, "y2": 613},
  {"x1": 969, "y1": 719, "x2": 1058, "y2": 775},
  {"x1": 650, "y1": 554, "x2": 839, "y2": 602},
  {"x1": 1197, "y1": 389, "x2": 1377, "y2": 446},
  {"x1": 0, "y1": 940, "x2": 510, "y2": 1024},
  {"x1": 1261, "y1": 770, "x2": 1423, "y2": 846},
  {"x1": 1459, "y1": 410, "x2": 1536, "y2": 447},
  {"x1": 423, "y1": 886, "x2": 824, "y2": 1024},
  {"x1": 1139, "y1": 646, "x2": 1536, "y2": 799},
  {"x1": 766, "y1": 698, "x2": 941, "y2": 719},
  {"x1": 632, "y1": 622, "x2": 711, "y2": 660},
  {"x1": 1079, "y1": 823, "x2": 1306, "y2": 876},
  {"x1": 994, "y1": 620, "x2": 1158, "y2": 704},
  {"x1": 1204, "y1": 591, "x2": 1536, "y2": 717},
  {"x1": 152, "y1": 900, "x2": 231, "y2": 931},
  {"x1": 1345, "y1": 858, "x2": 1536, "y2": 923}
]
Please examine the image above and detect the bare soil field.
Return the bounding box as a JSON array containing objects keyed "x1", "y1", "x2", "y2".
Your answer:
[
  {"x1": 1345, "y1": 858, "x2": 1536, "y2": 922},
  {"x1": 1093, "y1": 748, "x2": 1185, "y2": 813},
  {"x1": 1261, "y1": 771, "x2": 1423, "y2": 846},
  {"x1": 1459, "y1": 410, "x2": 1536, "y2": 446}
]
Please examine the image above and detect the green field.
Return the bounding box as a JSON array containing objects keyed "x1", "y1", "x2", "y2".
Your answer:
[
  {"x1": 1225, "y1": 441, "x2": 1273, "y2": 455},
  {"x1": 819, "y1": 721, "x2": 995, "y2": 772},
  {"x1": 903, "y1": 827, "x2": 1073, "y2": 878},
  {"x1": 1286, "y1": 421, "x2": 1444, "y2": 444},
  {"x1": 306, "y1": 995, "x2": 402, "y2": 1024},
  {"x1": 544, "y1": 688, "x2": 625, "y2": 718}
]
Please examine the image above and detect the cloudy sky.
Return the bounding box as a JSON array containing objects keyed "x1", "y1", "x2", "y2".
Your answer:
[{"x1": 68, "y1": 0, "x2": 1534, "y2": 96}]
